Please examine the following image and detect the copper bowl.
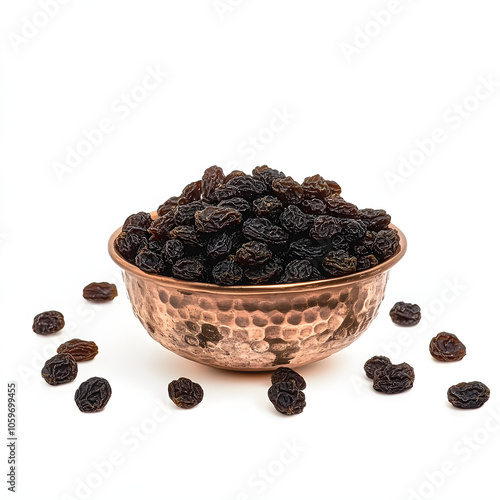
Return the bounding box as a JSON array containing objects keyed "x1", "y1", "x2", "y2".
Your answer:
[{"x1": 109, "y1": 218, "x2": 407, "y2": 371}]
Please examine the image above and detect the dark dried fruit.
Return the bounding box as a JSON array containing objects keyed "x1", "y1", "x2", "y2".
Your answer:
[
  {"x1": 148, "y1": 211, "x2": 176, "y2": 240},
  {"x1": 272, "y1": 176, "x2": 303, "y2": 204},
  {"x1": 288, "y1": 238, "x2": 326, "y2": 261},
  {"x1": 325, "y1": 179, "x2": 342, "y2": 196},
  {"x1": 41, "y1": 353, "x2": 78, "y2": 385},
  {"x1": 201, "y1": 166, "x2": 224, "y2": 201},
  {"x1": 339, "y1": 219, "x2": 367, "y2": 243},
  {"x1": 173, "y1": 201, "x2": 205, "y2": 226},
  {"x1": 253, "y1": 196, "x2": 284, "y2": 218},
  {"x1": 226, "y1": 175, "x2": 267, "y2": 200},
  {"x1": 353, "y1": 231, "x2": 375, "y2": 257},
  {"x1": 115, "y1": 231, "x2": 148, "y2": 261},
  {"x1": 245, "y1": 259, "x2": 282, "y2": 284},
  {"x1": 279, "y1": 205, "x2": 312, "y2": 234},
  {"x1": 325, "y1": 197, "x2": 358, "y2": 218},
  {"x1": 310, "y1": 215, "x2": 342, "y2": 240},
  {"x1": 301, "y1": 198, "x2": 326, "y2": 215},
  {"x1": 302, "y1": 174, "x2": 330, "y2": 199},
  {"x1": 168, "y1": 377, "x2": 204, "y2": 409},
  {"x1": 170, "y1": 226, "x2": 205, "y2": 247},
  {"x1": 163, "y1": 239, "x2": 185, "y2": 264},
  {"x1": 271, "y1": 367, "x2": 306, "y2": 390},
  {"x1": 373, "y1": 362, "x2": 415, "y2": 394},
  {"x1": 195, "y1": 206, "x2": 242, "y2": 233},
  {"x1": 218, "y1": 197, "x2": 251, "y2": 217},
  {"x1": 173, "y1": 258, "x2": 205, "y2": 281},
  {"x1": 236, "y1": 241, "x2": 272, "y2": 266},
  {"x1": 57, "y1": 339, "x2": 99, "y2": 361},
  {"x1": 358, "y1": 209, "x2": 391, "y2": 230},
  {"x1": 322, "y1": 250, "x2": 357, "y2": 277},
  {"x1": 33, "y1": 310, "x2": 65, "y2": 335},
  {"x1": 214, "y1": 184, "x2": 240, "y2": 201},
  {"x1": 252, "y1": 165, "x2": 285, "y2": 186},
  {"x1": 364, "y1": 355, "x2": 392, "y2": 379},
  {"x1": 83, "y1": 282, "x2": 118, "y2": 302},
  {"x1": 75, "y1": 377, "x2": 112, "y2": 413},
  {"x1": 206, "y1": 231, "x2": 240, "y2": 260},
  {"x1": 223, "y1": 170, "x2": 247, "y2": 183},
  {"x1": 135, "y1": 249, "x2": 166, "y2": 274},
  {"x1": 157, "y1": 196, "x2": 179, "y2": 216},
  {"x1": 429, "y1": 333, "x2": 466, "y2": 362},
  {"x1": 243, "y1": 218, "x2": 288, "y2": 246},
  {"x1": 373, "y1": 228, "x2": 400, "y2": 261},
  {"x1": 278, "y1": 259, "x2": 313, "y2": 283},
  {"x1": 390, "y1": 302, "x2": 421, "y2": 326},
  {"x1": 122, "y1": 212, "x2": 152, "y2": 236},
  {"x1": 268, "y1": 381, "x2": 306, "y2": 415},
  {"x1": 178, "y1": 180, "x2": 202, "y2": 205},
  {"x1": 212, "y1": 259, "x2": 243, "y2": 286},
  {"x1": 447, "y1": 381, "x2": 490, "y2": 409},
  {"x1": 356, "y1": 254, "x2": 378, "y2": 271}
]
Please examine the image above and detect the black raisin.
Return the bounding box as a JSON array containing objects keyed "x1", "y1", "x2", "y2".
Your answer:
[
  {"x1": 389, "y1": 302, "x2": 421, "y2": 326},
  {"x1": 41, "y1": 353, "x2": 78, "y2": 385},
  {"x1": 447, "y1": 381, "x2": 490, "y2": 409},
  {"x1": 168, "y1": 377, "x2": 204, "y2": 409},
  {"x1": 75, "y1": 377, "x2": 112, "y2": 413},
  {"x1": 271, "y1": 367, "x2": 306, "y2": 390},
  {"x1": 33, "y1": 310, "x2": 65, "y2": 335},
  {"x1": 236, "y1": 241, "x2": 272, "y2": 266},
  {"x1": 212, "y1": 259, "x2": 244, "y2": 285},
  {"x1": 194, "y1": 206, "x2": 242, "y2": 233},
  {"x1": 373, "y1": 362, "x2": 415, "y2": 394},
  {"x1": 322, "y1": 250, "x2": 357, "y2": 276},
  {"x1": 268, "y1": 381, "x2": 306, "y2": 415}
]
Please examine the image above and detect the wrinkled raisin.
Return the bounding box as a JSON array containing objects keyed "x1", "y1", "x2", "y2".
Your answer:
[
  {"x1": 243, "y1": 218, "x2": 288, "y2": 246},
  {"x1": 339, "y1": 219, "x2": 367, "y2": 243},
  {"x1": 83, "y1": 282, "x2": 117, "y2": 302},
  {"x1": 252, "y1": 165, "x2": 285, "y2": 186},
  {"x1": 122, "y1": 212, "x2": 152, "y2": 236},
  {"x1": 212, "y1": 259, "x2": 243, "y2": 285},
  {"x1": 268, "y1": 381, "x2": 306, "y2": 415},
  {"x1": 325, "y1": 197, "x2": 358, "y2": 218},
  {"x1": 356, "y1": 254, "x2": 378, "y2": 271},
  {"x1": 41, "y1": 353, "x2": 78, "y2": 386},
  {"x1": 447, "y1": 381, "x2": 490, "y2": 409},
  {"x1": 157, "y1": 196, "x2": 179, "y2": 216},
  {"x1": 245, "y1": 259, "x2": 282, "y2": 284},
  {"x1": 206, "y1": 231, "x2": 240, "y2": 260},
  {"x1": 178, "y1": 180, "x2": 202, "y2": 205},
  {"x1": 200, "y1": 166, "x2": 223, "y2": 202},
  {"x1": 218, "y1": 197, "x2": 251, "y2": 218},
  {"x1": 173, "y1": 258, "x2": 205, "y2": 281},
  {"x1": 226, "y1": 175, "x2": 267, "y2": 200},
  {"x1": 390, "y1": 302, "x2": 421, "y2": 326},
  {"x1": 364, "y1": 355, "x2": 391, "y2": 379},
  {"x1": 168, "y1": 377, "x2": 204, "y2": 409},
  {"x1": 194, "y1": 206, "x2": 242, "y2": 233},
  {"x1": 325, "y1": 179, "x2": 342, "y2": 197},
  {"x1": 253, "y1": 196, "x2": 284, "y2": 218},
  {"x1": 33, "y1": 310, "x2": 65, "y2": 335},
  {"x1": 236, "y1": 241, "x2": 272, "y2": 266},
  {"x1": 57, "y1": 339, "x2": 99, "y2": 361},
  {"x1": 310, "y1": 215, "x2": 342, "y2": 240},
  {"x1": 75, "y1": 377, "x2": 112, "y2": 413},
  {"x1": 373, "y1": 228, "x2": 400, "y2": 261},
  {"x1": 373, "y1": 362, "x2": 414, "y2": 394},
  {"x1": 278, "y1": 259, "x2": 313, "y2": 283},
  {"x1": 358, "y1": 208, "x2": 391, "y2": 230},
  {"x1": 173, "y1": 201, "x2": 205, "y2": 226},
  {"x1": 162, "y1": 239, "x2": 185, "y2": 264},
  {"x1": 429, "y1": 333, "x2": 466, "y2": 362},
  {"x1": 279, "y1": 205, "x2": 312, "y2": 234},
  {"x1": 302, "y1": 174, "x2": 330, "y2": 199},
  {"x1": 223, "y1": 170, "x2": 247, "y2": 184},
  {"x1": 271, "y1": 367, "x2": 306, "y2": 390},
  {"x1": 301, "y1": 198, "x2": 326, "y2": 215},
  {"x1": 272, "y1": 177, "x2": 303, "y2": 204},
  {"x1": 135, "y1": 249, "x2": 166, "y2": 274},
  {"x1": 116, "y1": 231, "x2": 148, "y2": 261},
  {"x1": 148, "y1": 211, "x2": 176, "y2": 240},
  {"x1": 170, "y1": 226, "x2": 205, "y2": 247},
  {"x1": 288, "y1": 238, "x2": 326, "y2": 261},
  {"x1": 322, "y1": 250, "x2": 357, "y2": 276}
]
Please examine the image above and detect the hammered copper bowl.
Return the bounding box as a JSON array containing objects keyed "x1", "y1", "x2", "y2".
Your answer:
[{"x1": 109, "y1": 220, "x2": 406, "y2": 371}]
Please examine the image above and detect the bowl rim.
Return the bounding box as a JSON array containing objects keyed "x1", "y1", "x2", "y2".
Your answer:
[{"x1": 108, "y1": 214, "x2": 407, "y2": 295}]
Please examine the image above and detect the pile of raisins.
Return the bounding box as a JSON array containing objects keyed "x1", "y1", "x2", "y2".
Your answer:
[{"x1": 116, "y1": 166, "x2": 400, "y2": 285}]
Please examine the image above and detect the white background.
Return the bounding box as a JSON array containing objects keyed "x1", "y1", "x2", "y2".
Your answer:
[{"x1": 1, "y1": 1, "x2": 500, "y2": 499}]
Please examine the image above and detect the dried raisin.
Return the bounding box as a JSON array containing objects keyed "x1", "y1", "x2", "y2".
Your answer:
[
  {"x1": 41, "y1": 353, "x2": 78, "y2": 386},
  {"x1": 168, "y1": 377, "x2": 204, "y2": 409},
  {"x1": 57, "y1": 339, "x2": 98, "y2": 361},
  {"x1": 75, "y1": 377, "x2": 112, "y2": 413},
  {"x1": 447, "y1": 381, "x2": 490, "y2": 409},
  {"x1": 33, "y1": 310, "x2": 65, "y2": 335},
  {"x1": 429, "y1": 332, "x2": 466, "y2": 361},
  {"x1": 390, "y1": 302, "x2": 421, "y2": 326},
  {"x1": 268, "y1": 381, "x2": 306, "y2": 415},
  {"x1": 83, "y1": 282, "x2": 117, "y2": 302}
]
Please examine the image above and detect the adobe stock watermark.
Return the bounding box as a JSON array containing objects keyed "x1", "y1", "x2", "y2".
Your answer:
[
  {"x1": 384, "y1": 74, "x2": 499, "y2": 191},
  {"x1": 51, "y1": 65, "x2": 168, "y2": 183},
  {"x1": 407, "y1": 405, "x2": 500, "y2": 500},
  {"x1": 339, "y1": 0, "x2": 416, "y2": 64},
  {"x1": 7, "y1": 0, "x2": 72, "y2": 54},
  {"x1": 223, "y1": 106, "x2": 296, "y2": 172},
  {"x1": 213, "y1": 0, "x2": 244, "y2": 21},
  {"x1": 350, "y1": 277, "x2": 467, "y2": 393},
  {"x1": 60, "y1": 398, "x2": 173, "y2": 500},
  {"x1": 232, "y1": 439, "x2": 305, "y2": 499}
]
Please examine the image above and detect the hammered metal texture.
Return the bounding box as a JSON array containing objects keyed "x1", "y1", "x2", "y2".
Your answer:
[{"x1": 122, "y1": 270, "x2": 390, "y2": 371}]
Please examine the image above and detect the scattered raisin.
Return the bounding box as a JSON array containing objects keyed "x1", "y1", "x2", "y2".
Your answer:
[
  {"x1": 372, "y1": 362, "x2": 415, "y2": 394},
  {"x1": 271, "y1": 367, "x2": 306, "y2": 390},
  {"x1": 268, "y1": 381, "x2": 306, "y2": 415},
  {"x1": 168, "y1": 377, "x2": 204, "y2": 409},
  {"x1": 390, "y1": 302, "x2": 421, "y2": 326},
  {"x1": 75, "y1": 377, "x2": 112, "y2": 413},
  {"x1": 429, "y1": 333, "x2": 466, "y2": 362},
  {"x1": 364, "y1": 355, "x2": 392, "y2": 379},
  {"x1": 83, "y1": 282, "x2": 117, "y2": 302},
  {"x1": 57, "y1": 339, "x2": 99, "y2": 361},
  {"x1": 41, "y1": 353, "x2": 78, "y2": 386},
  {"x1": 33, "y1": 310, "x2": 65, "y2": 335},
  {"x1": 447, "y1": 382, "x2": 490, "y2": 409}
]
